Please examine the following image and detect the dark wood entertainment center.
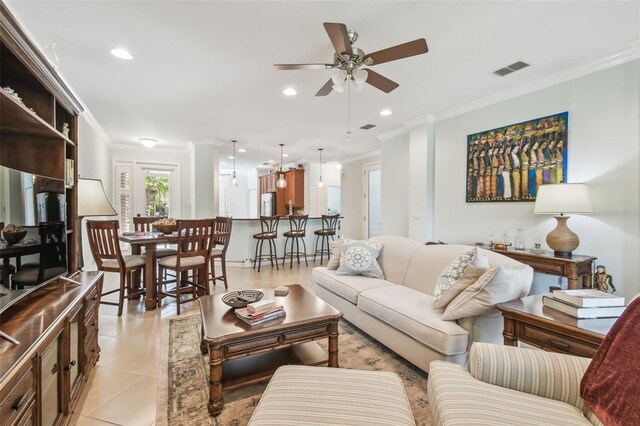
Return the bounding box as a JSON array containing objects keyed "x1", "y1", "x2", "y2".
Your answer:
[{"x1": 1, "y1": 5, "x2": 104, "y2": 425}]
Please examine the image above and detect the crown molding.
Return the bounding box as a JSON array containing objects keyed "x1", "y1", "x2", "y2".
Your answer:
[
  {"x1": 436, "y1": 48, "x2": 640, "y2": 122},
  {"x1": 376, "y1": 114, "x2": 435, "y2": 141},
  {"x1": 109, "y1": 142, "x2": 192, "y2": 154},
  {"x1": 80, "y1": 110, "x2": 113, "y2": 146}
]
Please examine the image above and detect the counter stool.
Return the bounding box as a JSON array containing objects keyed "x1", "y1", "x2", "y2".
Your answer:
[
  {"x1": 313, "y1": 214, "x2": 339, "y2": 265},
  {"x1": 253, "y1": 216, "x2": 280, "y2": 272},
  {"x1": 282, "y1": 215, "x2": 308, "y2": 268}
]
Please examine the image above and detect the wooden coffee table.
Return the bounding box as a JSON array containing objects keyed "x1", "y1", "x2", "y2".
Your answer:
[{"x1": 199, "y1": 284, "x2": 342, "y2": 416}]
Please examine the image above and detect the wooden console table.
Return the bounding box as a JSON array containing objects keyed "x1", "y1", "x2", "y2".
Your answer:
[
  {"x1": 497, "y1": 294, "x2": 615, "y2": 358},
  {"x1": 489, "y1": 248, "x2": 596, "y2": 289}
]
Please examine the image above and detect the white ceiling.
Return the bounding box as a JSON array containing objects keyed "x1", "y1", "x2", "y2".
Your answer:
[{"x1": 7, "y1": 1, "x2": 640, "y2": 171}]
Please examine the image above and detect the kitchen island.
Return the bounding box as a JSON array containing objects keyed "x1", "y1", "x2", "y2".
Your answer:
[{"x1": 226, "y1": 217, "x2": 341, "y2": 266}]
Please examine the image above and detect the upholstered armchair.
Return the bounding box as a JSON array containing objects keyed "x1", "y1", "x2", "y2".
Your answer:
[{"x1": 428, "y1": 343, "x2": 602, "y2": 426}]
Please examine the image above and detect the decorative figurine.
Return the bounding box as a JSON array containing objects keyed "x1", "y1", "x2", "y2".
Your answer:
[
  {"x1": 62, "y1": 122, "x2": 70, "y2": 137},
  {"x1": 593, "y1": 265, "x2": 616, "y2": 293}
]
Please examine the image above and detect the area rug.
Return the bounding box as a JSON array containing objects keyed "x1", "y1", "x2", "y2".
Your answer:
[{"x1": 158, "y1": 314, "x2": 430, "y2": 426}]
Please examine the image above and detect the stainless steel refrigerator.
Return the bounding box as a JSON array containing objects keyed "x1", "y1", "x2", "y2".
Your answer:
[{"x1": 260, "y1": 192, "x2": 276, "y2": 216}]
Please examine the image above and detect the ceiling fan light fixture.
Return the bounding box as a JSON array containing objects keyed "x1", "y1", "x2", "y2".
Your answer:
[
  {"x1": 352, "y1": 69, "x2": 368, "y2": 85},
  {"x1": 331, "y1": 69, "x2": 348, "y2": 86},
  {"x1": 332, "y1": 84, "x2": 345, "y2": 94}
]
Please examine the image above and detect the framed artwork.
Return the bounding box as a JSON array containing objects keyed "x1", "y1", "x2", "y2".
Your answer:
[{"x1": 465, "y1": 112, "x2": 568, "y2": 203}]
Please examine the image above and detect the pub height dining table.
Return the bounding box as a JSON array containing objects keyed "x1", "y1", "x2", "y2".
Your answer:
[{"x1": 119, "y1": 231, "x2": 220, "y2": 310}]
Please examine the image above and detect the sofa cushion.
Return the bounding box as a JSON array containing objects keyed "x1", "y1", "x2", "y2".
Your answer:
[
  {"x1": 432, "y1": 247, "x2": 490, "y2": 309},
  {"x1": 312, "y1": 267, "x2": 396, "y2": 304},
  {"x1": 337, "y1": 239, "x2": 384, "y2": 279},
  {"x1": 248, "y1": 365, "x2": 415, "y2": 426},
  {"x1": 358, "y1": 285, "x2": 468, "y2": 355},
  {"x1": 428, "y1": 360, "x2": 592, "y2": 426},
  {"x1": 326, "y1": 240, "x2": 342, "y2": 270},
  {"x1": 369, "y1": 236, "x2": 423, "y2": 285},
  {"x1": 442, "y1": 265, "x2": 533, "y2": 320}
]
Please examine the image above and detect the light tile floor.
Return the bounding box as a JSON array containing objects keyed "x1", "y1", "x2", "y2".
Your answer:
[{"x1": 70, "y1": 259, "x2": 317, "y2": 426}]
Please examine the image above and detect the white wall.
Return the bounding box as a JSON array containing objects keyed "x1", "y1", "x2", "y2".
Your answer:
[
  {"x1": 340, "y1": 154, "x2": 380, "y2": 239},
  {"x1": 193, "y1": 144, "x2": 219, "y2": 218},
  {"x1": 380, "y1": 133, "x2": 410, "y2": 236},
  {"x1": 433, "y1": 61, "x2": 639, "y2": 300}
]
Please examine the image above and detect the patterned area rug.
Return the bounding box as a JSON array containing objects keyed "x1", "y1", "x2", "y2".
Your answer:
[{"x1": 158, "y1": 315, "x2": 431, "y2": 426}]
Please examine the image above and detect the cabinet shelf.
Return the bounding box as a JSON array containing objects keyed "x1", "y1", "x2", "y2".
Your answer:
[{"x1": 0, "y1": 90, "x2": 74, "y2": 145}]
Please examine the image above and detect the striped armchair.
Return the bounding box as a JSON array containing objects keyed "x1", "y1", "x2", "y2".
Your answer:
[{"x1": 428, "y1": 343, "x2": 603, "y2": 426}]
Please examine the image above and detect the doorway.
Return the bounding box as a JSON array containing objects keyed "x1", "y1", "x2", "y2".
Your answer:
[{"x1": 363, "y1": 162, "x2": 381, "y2": 238}]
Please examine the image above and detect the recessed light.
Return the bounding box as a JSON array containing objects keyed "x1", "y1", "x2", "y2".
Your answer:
[
  {"x1": 110, "y1": 48, "x2": 133, "y2": 60},
  {"x1": 268, "y1": 160, "x2": 275, "y2": 163},
  {"x1": 282, "y1": 154, "x2": 289, "y2": 157},
  {"x1": 228, "y1": 156, "x2": 235, "y2": 160},
  {"x1": 238, "y1": 148, "x2": 246, "y2": 153},
  {"x1": 221, "y1": 161, "x2": 227, "y2": 165},
  {"x1": 139, "y1": 138, "x2": 157, "y2": 148},
  {"x1": 283, "y1": 87, "x2": 297, "y2": 96},
  {"x1": 380, "y1": 109, "x2": 392, "y2": 116}
]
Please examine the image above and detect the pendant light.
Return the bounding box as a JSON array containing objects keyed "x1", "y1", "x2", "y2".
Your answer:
[
  {"x1": 276, "y1": 143, "x2": 287, "y2": 188},
  {"x1": 230, "y1": 140, "x2": 239, "y2": 186},
  {"x1": 317, "y1": 148, "x2": 324, "y2": 189}
]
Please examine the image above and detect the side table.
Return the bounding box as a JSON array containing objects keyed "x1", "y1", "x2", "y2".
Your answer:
[
  {"x1": 489, "y1": 247, "x2": 596, "y2": 289},
  {"x1": 497, "y1": 294, "x2": 615, "y2": 358}
]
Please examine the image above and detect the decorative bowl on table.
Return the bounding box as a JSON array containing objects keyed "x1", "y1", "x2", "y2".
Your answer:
[
  {"x1": 222, "y1": 290, "x2": 264, "y2": 308},
  {"x1": 153, "y1": 224, "x2": 177, "y2": 234},
  {"x1": 2, "y1": 230, "x2": 27, "y2": 245},
  {"x1": 152, "y1": 218, "x2": 178, "y2": 234}
]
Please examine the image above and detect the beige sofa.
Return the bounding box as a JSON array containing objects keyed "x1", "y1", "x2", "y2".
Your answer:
[{"x1": 312, "y1": 236, "x2": 533, "y2": 372}]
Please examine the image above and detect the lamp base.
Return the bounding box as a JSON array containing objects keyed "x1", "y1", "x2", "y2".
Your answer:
[{"x1": 546, "y1": 215, "x2": 579, "y2": 257}]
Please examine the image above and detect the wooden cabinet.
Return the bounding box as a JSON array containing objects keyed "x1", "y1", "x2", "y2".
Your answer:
[
  {"x1": 0, "y1": 4, "x2": 82, "y2": 273},
  {"x1": 259, "y1": 173, "x2": 276, "y2": 194},
  {"x1": 0, "y1": 271, "x2": 103, "y2": 426},
  {"x1": 285, "y1": 169, "x2": 304, "y2": 208}
]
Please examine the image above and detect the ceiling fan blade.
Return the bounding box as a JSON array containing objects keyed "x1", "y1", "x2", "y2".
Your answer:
[
  {"x1": 365, "y1": 70, "x2": 399, "y2": 93},
  {"x1": 274, "y1": 63, "x2": 334, "y2": 70},
  {"x1": 364, "y1": 38, "x2": 428, "y2": 66},
  {"x1": 323, "y1": 22, "x2": 353, "y2": 56},
  {"x1": 315, "y1": 79, "x2": 334, "y2": 96}
]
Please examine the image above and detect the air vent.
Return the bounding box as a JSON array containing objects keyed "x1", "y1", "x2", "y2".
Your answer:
[
  {"x1": 493, "y1": 61, "x2": 530, "y2": 77},
  {"x1": 493, "y1": 67, "x2": 514, "y2": 77},
  {"x1": 360, "y1": 124, "x2": 376, "y2": 130}
]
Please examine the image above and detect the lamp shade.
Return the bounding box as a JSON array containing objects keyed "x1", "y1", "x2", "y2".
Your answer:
[
  {"x1": 534, "y1": 184, "x2": 592, "y2": 215},
  {"x1": 78, "y1": 178, "x2": 117, "y2": 217}
]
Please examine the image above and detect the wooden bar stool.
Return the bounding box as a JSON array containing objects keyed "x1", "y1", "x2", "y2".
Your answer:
[
  {"x1": 157, "y1": 219, "x2": 214, "y2": 315},
  {"x1": 313, "y1": 214, "x2": 339, "y2": 265},
  {"x1": 282, "y1": 215, "x2": 308, "y2": 268},
  {"x1": 253, "y1": 215, "x2": 280, "y2": 272},
  {"x1": 86, "y1": 220, "x2": 146, "y2": 316},
  {"x1": 210, "y1": 216, "x2": 233, "y2": 289}
]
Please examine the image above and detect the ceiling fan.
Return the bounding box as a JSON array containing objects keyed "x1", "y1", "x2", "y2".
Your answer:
[{"x1": 274, "y1": 22, "x2": 428, "y2": 96}]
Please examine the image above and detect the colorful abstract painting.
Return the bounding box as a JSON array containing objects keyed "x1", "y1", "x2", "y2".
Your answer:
[{"x1": 466, "y1": 112, "x2": 568, "y2": 202}]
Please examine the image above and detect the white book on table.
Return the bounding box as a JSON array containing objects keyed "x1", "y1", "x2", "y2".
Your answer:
[
  {"x1": 552, "y1": 289, "x2": 625, "y2": 308},
  {"x1": 543, "y1": 296, "x2": 625, "y2": 319}
]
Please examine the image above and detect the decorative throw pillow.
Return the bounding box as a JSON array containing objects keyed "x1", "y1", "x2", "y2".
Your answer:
[
  {"x1": 326, "y1": 240, "x2": 342, "y2": 270},
  {"x1": 442, "y1": 265, "x2": 533, "y2": 320},
  {"x1": 432, "y1": 248, "x2": 490, "y2": 309},
  {"x1": 336, "y1": 239, "x2": 384, "y2": 279}
]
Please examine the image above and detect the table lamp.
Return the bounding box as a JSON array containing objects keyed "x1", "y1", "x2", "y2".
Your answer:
[
  {"x1": 78, "y1": 178, "x2": 117, "y2": 269},
  {"x1": 533, "y1": 183, "x2": 592, "y2": 258}
]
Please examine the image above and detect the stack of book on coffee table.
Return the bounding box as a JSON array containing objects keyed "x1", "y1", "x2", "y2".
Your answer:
[
  {"x1": 543, "y1": 289, "x2": 626, "y2": 319},
  {"x1": 235, "y1": 299, "x2": 286, "y2": 326}
]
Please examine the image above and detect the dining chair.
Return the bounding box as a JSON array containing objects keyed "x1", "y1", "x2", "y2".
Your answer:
[
  {"x1": 86, "y1": 220, "x2": 146, "y2": 316},
  {"x1": 282, "y1": 215, "x2": 309, "y2": 268},
  {"x1": 157, "y1": 219, "x2": 214, "y2": 315},
  {"x1": 252, "y1": 215, "x2": 280, "y2": 272},
  {"x1": 133, "y1": 215, "x2": 177, "y2": 258},
  {"x1": 11, "y1": 221, "x2": 67, "y2": 289},
  {"x1": 313, "y1": 214, "x2": 340, "y2": 265},
  {"x1": 210, "y1": 216, "x2": 233, "y2": 289}
]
